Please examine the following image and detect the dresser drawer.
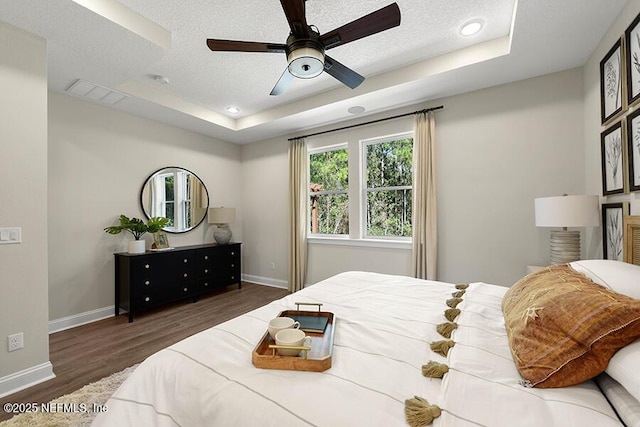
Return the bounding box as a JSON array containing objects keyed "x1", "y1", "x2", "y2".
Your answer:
[
  {"x1": 115, "y1": 243, "x2": 241, "y2": 322},
  {"x1": 131, "y1": 253, "x2": 195, "y2": 285}
]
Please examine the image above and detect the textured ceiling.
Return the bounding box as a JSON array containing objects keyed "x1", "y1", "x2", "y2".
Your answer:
[{"x1": 0, "y1": 0, "x2": 629, "y2": 143}]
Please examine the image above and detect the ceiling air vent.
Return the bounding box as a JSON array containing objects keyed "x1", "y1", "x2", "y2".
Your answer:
[{"x1": 66, "y1": 79, "x2": 127, "y2": 105}]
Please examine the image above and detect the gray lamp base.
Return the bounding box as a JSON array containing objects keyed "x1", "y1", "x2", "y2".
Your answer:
[
  {"x1": 549, "y1": 229, "x2": 580, "y2": 264},
  {"x1": 213, "y1": 224, "x2": 232, "y2": 245}
]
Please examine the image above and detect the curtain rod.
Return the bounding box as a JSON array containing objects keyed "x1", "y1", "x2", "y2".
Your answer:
[{"x1": 288, "y1": 105, "x2": 444, "y2": 141}]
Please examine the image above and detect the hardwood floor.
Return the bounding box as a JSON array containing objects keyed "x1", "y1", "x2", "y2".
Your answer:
[{"x1": 0, "y1": 282, "x2": 289, "y2": 422}]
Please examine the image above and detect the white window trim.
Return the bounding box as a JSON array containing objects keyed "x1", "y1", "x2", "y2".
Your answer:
[
  {"x1": 308, "y1": 143, "x2": 349, "y2": 238},
  {"x1": 360, "y1": 131, "x2": 414, "y2": 240},
  {"x1": 308, "y1": 236, "x2": 411, "y2": 250},
  {"x1": 306, "y1": 132, "x2": 414, "y2": 249}
]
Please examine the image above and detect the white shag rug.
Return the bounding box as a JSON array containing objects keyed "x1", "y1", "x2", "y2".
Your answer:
[{"x1": 0, "y1": 364, "x2": 138, "y2": 427}]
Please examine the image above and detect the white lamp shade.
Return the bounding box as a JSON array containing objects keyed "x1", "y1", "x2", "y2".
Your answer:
[
  {"x1": 535, "y1": 195, "x2": 600, "y2": 227},
  {"x1": 208, "y1": 207, "x2": 236, "y2": 224},
  {"x1": 287, "y1": 47, "x2": 324, "y2": 78}
]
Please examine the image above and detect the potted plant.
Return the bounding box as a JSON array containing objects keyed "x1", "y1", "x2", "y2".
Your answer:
[{"x1": 104, "y1": 215, "x2": 170, "y2": 254}]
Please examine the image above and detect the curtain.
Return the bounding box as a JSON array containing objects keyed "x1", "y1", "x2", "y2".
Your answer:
[
  {"x1": 288, "y1": 137, "x2": 308, "y2": 292},
  {"x1": 412, "y1": 111, "x2": 437, "y2": 280}
]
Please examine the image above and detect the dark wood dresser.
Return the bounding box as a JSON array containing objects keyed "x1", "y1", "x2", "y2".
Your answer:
[{"x1": 114, "y1": 243, "x2": 241, "y2": 322}]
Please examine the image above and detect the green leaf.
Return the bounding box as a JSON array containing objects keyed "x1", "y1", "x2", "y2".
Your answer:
[{"x1": 104, "y1": 215, "x2": 170, "y2": 240}]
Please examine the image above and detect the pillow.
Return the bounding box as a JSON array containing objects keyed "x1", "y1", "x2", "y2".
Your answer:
[
  {"x1": 569, "y1": 260, "x2": 640, "y2": 299},
  {"x1": 502, "y1": 264, "x2": 640, "y2": 388},
  {"x1": 595, "y1": 373, "x2": 640, "y2": 427},
  {"x1": 606, "y1": 339, "x2": 640, "y2": 402}
]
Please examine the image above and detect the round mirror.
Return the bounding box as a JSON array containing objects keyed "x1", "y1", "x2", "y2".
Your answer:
[{"x1": 140, "y1": 167, "x2": 209, "y2": 234}]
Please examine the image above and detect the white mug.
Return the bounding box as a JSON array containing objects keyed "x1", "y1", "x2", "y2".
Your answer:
[
  {"x1": 274, "y1": 328, "x2": 312, "y2": 357},
  {"x1": 268, "y1": 317, "x2": 300, "y2": 340}
]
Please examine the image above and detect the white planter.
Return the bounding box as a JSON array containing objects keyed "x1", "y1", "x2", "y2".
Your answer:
[{"x1": 128, "y1": 240, "x2": 146, "y2": 254}]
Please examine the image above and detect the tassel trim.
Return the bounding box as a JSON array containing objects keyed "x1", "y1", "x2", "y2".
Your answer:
[
  {"x1": 452, "y1": 290, "x2": 465, "y2": 298},
  {"x1": 446, "y1": 297, "x2": 463, "y2": 308},
  {"x1": 422, "y1": 361, "x2": 449, "y2": 378},
  {"x1": 444, "y1": 308, "x2": 461, "y2": 322},
  {"x1": 436, "y1": 321, "x2": 458, "y2": 338},
  {"x1": 430, "y1": 339, "x2": 455, "y2": 357},
  {"x1": 405, "y1": 396, "x2": 442, "y2": 426}
]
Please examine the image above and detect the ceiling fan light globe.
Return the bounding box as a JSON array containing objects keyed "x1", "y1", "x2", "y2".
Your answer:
[{"x1": 287, "y1": 47, "x2": 325, "y2": 79}]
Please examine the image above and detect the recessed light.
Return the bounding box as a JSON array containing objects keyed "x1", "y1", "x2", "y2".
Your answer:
[
  {"x1": 460, "y1": 20, "x2": 483, "y2": 36},
  {"x1": 225, "y1": 106, "x2": 240, "y2": 114},
  {"x1": 348, "y1": 106, "x2": 366, "y2": 115}
]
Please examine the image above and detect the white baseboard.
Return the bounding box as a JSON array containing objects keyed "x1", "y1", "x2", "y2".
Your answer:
[
  {"x1": 0, "y1": 362, "x2": 55, "y2": 399},
  {"x1": 47, "y1": 278, "x2": 284, "y2": 335},
  {"x1": 49, "y1": 306, "x2": 115, "y2": 334},
  {"x1": 242, "y1": 274, "x2": 288, "y2": 289}
]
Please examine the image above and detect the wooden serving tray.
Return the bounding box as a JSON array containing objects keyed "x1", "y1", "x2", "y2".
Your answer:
[{"x1": 252, "y1": 307, "x2": 335, "y2": 372}]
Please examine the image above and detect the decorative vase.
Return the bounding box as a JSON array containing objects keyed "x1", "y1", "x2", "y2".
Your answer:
[
  {"x1": 213, "y1": 224, "x2": 232, "y2": 245},
  {"x1": 128, "y1": 240, "x2": 146, "y2": 254}
]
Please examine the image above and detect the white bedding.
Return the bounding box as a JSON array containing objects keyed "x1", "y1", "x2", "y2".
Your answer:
[{"x1": 92, "y1": 271, "x2": 622, "y2": 427}]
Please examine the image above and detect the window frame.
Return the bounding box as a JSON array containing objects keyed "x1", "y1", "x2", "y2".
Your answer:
[
  {"x1": 306, "y1": 131, "x2": 414, "y2": 248},
  {"x1": 360, "y1": 132, "x2": 414, "y2": 241},
  {"x1": 307, "y1": 143, "x2": 349, "y2": 238}
]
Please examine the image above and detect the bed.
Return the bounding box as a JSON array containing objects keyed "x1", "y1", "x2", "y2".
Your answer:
[{"x1": 92, "y1": 262, "x2": 640, "y2": 427}]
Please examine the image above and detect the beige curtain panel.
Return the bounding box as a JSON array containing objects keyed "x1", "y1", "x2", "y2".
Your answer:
[
  {"x1": 288, "y1": 137, "x2": 308, "y2": 292},
  {"x1": 412, "y1": 111, "x2": 437, "y2": 280}
]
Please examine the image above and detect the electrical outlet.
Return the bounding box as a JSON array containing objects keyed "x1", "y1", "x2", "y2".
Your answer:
[{"x1": 8, "y1": 332, "x2": 23, "y2": 352}]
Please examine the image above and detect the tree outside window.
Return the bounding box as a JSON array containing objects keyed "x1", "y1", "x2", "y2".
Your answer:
[
  {"x1": 309, "y1": 147, "x2": 349, "y2": 235},
  {"x1": 364, "y1": 136, "x2": 413, "y2": 238}
]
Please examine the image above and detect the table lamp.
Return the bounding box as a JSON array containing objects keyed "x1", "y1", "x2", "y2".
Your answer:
[
  {"x1": 534, "y1": 195, "x2": 600, "y2": 264},
  {"x1": 208, "y1": 207, "x2": 236, "y2": 244}
]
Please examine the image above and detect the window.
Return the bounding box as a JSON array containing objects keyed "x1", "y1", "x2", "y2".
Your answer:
[
  {"x1": 363, "y1": 135, "x2": 413, "y2": 238},
  {"x1": 308, "y1": 132, "x2": 413, "y2": 243},
  {"x1": 150, "y1": 170, "x2": 197, "y2": 231},
  {"x1": 161, "y1": 173, "x2": 175, "y2": 226},
  {"x1": 309, "y1": 146, "x2": 349, "y2": 235}
]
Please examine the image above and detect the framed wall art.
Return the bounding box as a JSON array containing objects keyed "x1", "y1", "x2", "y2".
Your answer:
[
  {"x1": 600, "y1": 38, "x2": 623, "y2": 124},
  {"x1": 602, "y1": 202, "x2": 629, "y2": 261},
  {"x1": 627, "y1": 108, "x2": 640, "y2": 191},
  {"x1": 626, "y1": 12, "x2": 640, "y2": 106},
  {"x1": 601, "y1": 120, "x2": 625, "y2": 195}
]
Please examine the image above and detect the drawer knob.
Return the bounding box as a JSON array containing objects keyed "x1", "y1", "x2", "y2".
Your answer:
[
  {"x1": 231, "y1": 264, "x2": 235, "y2": 268},
  {"x1": 231, "y1": 276, "x2": 235, "y2": 280},
  {"x1": 183, "y1": 287, "x2": 188, "y2": 292},
  {"x1": 231, "y1": 252, "x2": 235, "y2": 255},
  {"x1": 145, "y1": 280, "x2": 150, "y2": 285},
  {"x1": 204, "y1": 282, "x2": 209, "y2": 287},
  {"x1": 183, "y1": 259, "x2": 188, "y2": 263},
  {"x1": 145, "y1": 264, "x2": 150, "y2": 269},
  {"x1": 204, "y1": 255, "x2": 209, "y2": 260},
  {"x1": 204, "y1": 269, "x2": 208, "y2": 273},
  {"x1": 183, "y1": 273, "x2": 188, "y2": 278},
  {"x1": 145, "y1": 296, "x2": 150, "y2": 302}
]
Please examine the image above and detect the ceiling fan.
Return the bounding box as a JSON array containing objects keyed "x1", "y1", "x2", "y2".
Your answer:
[{"x1": 206, "y1": 1, "x2": 401, "y2": 96}]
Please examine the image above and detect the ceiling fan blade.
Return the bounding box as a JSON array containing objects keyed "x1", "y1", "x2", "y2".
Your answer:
[
  {"x1": 280, "y1": 0, "x2": 309, "y2": 38},
  {"x1": 320, "y1": 3, "x2": 401, "y2": 50},
  {"x1": 323, "y1": 55, "x2": 364, "y2": 89},
  {"x1": 270, "y1": 68, "x2": 295, "y2": 96},
  {"x1": 207, "y1": 39, "x2": 286, "y2": 53}
]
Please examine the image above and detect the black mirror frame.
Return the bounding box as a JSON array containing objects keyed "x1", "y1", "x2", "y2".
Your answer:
[{"x1": 139, "y1": 166, "x2": 209, "y2": 234}]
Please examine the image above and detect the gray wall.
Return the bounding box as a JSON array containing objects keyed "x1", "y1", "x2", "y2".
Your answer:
[
  {"x1": 47, "y1": 92, "x2": 243, "y2": 321},
  {"x1": 584, "y1": 0, "x2": 640, "y2": 257},
  {"x1": 0, "y1": 21, "x2": 51, "y2": 385},
  {"x1": 241, "y1": 67, "x2": 586, "y2": 287}
]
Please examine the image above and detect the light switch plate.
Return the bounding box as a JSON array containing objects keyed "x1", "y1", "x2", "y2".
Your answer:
[{"x1": 0, "y1": 228, "x2": 21, "y2": 244}]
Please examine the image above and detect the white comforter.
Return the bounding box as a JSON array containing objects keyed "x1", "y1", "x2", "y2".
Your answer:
[{"x1": 92, "y1": 271, "x2": 622, "y2": 427}]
